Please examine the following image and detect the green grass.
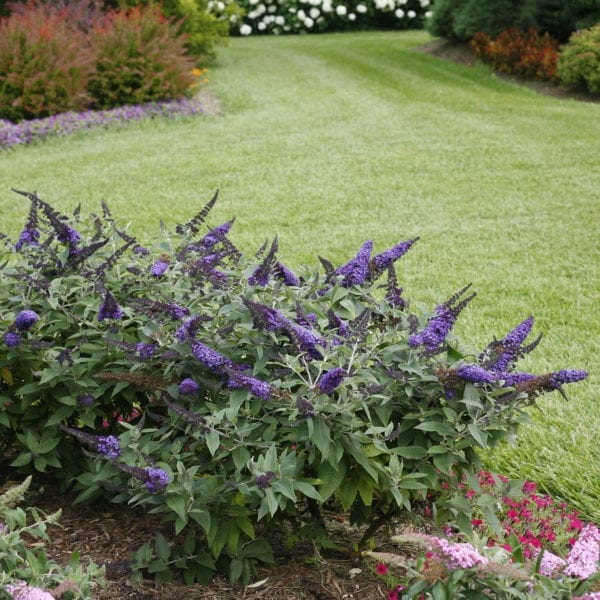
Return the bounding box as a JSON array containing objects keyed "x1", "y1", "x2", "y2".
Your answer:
[{"x1": 1, "y1": 30, "x2": 599, "y2": 520}]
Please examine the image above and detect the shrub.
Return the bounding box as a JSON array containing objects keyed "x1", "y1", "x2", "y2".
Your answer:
[
  {"x1": 0, "y1": 476, "x2": 104, "y2": 597},
  {"x1": 470, "y1": 27, "x2": 560, "y2": 81},
  {"x1": 557, "y1": 23, "x2": 600, "y2": 95},
  {"x1": 0, "y1": 189, "x2": 588, "y2": 584},
  {"x1": 87, "y1": 4, "x2": 196, "y2": 110},
  {"x1": 232, "y1": 0, "x2": 433, "y2": 36},
  {"x1": 0, "y1": 2, "x2": 96, "y2": 122}
]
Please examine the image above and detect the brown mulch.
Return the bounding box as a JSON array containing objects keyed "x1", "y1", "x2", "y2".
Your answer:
[
  {"x1": 26, "y1": 483, "x2": 405, "y2": 600},
  {"x1": 413, "y1": 38, "x2": 599, "y2": 104}
]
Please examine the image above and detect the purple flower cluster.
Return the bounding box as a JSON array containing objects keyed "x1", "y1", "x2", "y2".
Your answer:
[
  {"x1": 190, "y1": 340, "x2": 234, "y2": 373},
  {"x1": 1, "y1": 98, "x2": 209, "y2": 150},
  {"x1": 199, "y1": 221, "x2": 233, "y2": 249},
  {"x1": 144, "y1": 467, "x2": 171, "y2": 493},
  {"x1": 296, "y1": 397, "x2": 315, "y2": 417},
  {"x1": 4, "y1": 332, "x2": 21, "y2": 347},
  {"x1": 409, "y1": 285, "x2": 475, "y2": 352},
  {"x1": 482, "y1": 316, "x2": 536, "y2": 372},
  {"x1": 77, "y1": 394, "x2": 94, "y2": 407},
  {"x1": 255, "y1": 471, "x2": 275, "y2": 490},
  {"x1": 421, "y1": 535, "x2": 488, "y2": 569},
  {"x1": 96, "y1": 435, "x2": 123, "y2": 459},
  {"x1": 178, "y1": 377, "x2": 200, "y2": 395},
  {"x1": 564, "y1": 524, "x2": 600, "y2": 579},
  {"x1": 14, "y1": 309, "x2": 39, "y2": 331},
  {"x1": 274, "y1": 262, "x2": 301, "y2": 286},
  {"x1": 135, "y1": 342, "x2": 155, "y2": 359},
  {"x1": 335, "y1": 240, "x2": 373, "y2": 287},
  {"x1": 150, "y1": 259, "x2": 169, "y2": 277},
  {"x1": 318, "y1": 368, "x2": 347, "y2": 394},
  {"x1": 226, "y1": 370, "x2": 271, "y2": 400},
  {"x1": 98, "y1": 290, "x2": 123, "y2": 321},
  {"x1": 371, "y1": 238, "x2": 418, "y2": 278}
]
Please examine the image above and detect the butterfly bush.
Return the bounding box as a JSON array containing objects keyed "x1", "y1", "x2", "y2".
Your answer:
[
  {"x1": 231, "y1": 0, "x2": 432, "y2": 36},
  {"x1": 0, "y1": 188, "x2": 587, "y2": 585}
]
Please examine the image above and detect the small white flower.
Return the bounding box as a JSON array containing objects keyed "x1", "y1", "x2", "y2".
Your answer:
[
  {"x1": 395, "y1": 8, "x2": 404, "y2": 18},
  {"x1": 239, "y1": 23, "x2": 252, "y2": 35},
  {"x1": 275, "y1": 15, "x2": 285, "y2": 24},
  {"x1": 217, "y1": 1, "x2": 225, "y2": 9},
  {"x1": 309, "y1": 7, "x2": 320, "y2": 18},
  {"x1": 297, "y1": 9, "x2": 306, "y2": 19},
  {"x1": 229, "y1": 14, "x2": 238, "y2": 22},
  {"x1": 304, "y1": 16, "x2": 314, "y2": 26},
  {"x1": 256, "y1": 3, "x2": 266, "y2": 13},
  {"x1": 309, "y1": 0, "x2": 321, "y2": 5},
  {"x1": 249, "y1": 0, "x2": 258, "y2": 5},
  {"x1": 397, "y1": 0, "x2": 407, "y2": 4},
  {"x1": 336, "y1": 4, "x2": 347, "y2": 15},
  {"x1": 322, "y1": 1, "x2": 332, "y2": 11},
  {"x1": 356, "y1": 3, "x2": 367, "y2": 12},
  {"x1": 425, "y1": 10, "x2": 432, "y2": 17},
  {"x1": 374, "y1": 0, "x2": 386, "y2": 9},
  {"x1": 348, "y1": 12, "x2": 356, "y2": 20},
  {"x1": 258, "y1": 21, "x2": 266, "y2": 29},
  {"x1": 407, "y1": 9, "x2": 416, "y2": 18},
  {"x1": 420, "y1": 0, "x2": 429, "y2": 6}
]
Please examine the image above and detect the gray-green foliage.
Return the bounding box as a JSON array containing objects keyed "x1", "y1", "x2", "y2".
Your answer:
[{"x1": 0, "y1": 190, "x2": 588, "y2": 584}]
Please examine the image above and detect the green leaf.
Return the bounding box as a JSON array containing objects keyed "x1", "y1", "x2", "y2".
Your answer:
[
  {"x1": 433, "y1": 453, "x2": 455, "y2": 475},
  {"x1": 318, "y1": 461, "x2": 347, "y2": 501},
  {"x1": 294, "y1": 481, "x2": 323, "y2": 502},
  {"x1": 394, "y1": 446, "x2": 427, "y2": 459},
  {"x1": 166, "y1": 494, "x2": 187, "y2": 525},
  {"x1": 467, "y1": 423, "x2": 488, "y2": 448},
  {"x1": 155, "y1": 532, "x2": 170, "y2": 561},
  {"x1": 232, "y1": 446, "x2": 251, "y2": 471},
  {"x1": 357, "y1": 476, "x2": 373, "y2": 506},
  {"x1": 339, "y1": 476, "x2": 358, "y2": 511},
  {"x1": 415, "y1": 422, "x2": 456, "y2": 436},
  {"x1": 205, "y1": 430, "x2": 220, "y2": 456},
  {"x1": 10, "y1": 452, "x2": 32, "y2": 467},
  {"x1": 235, "y1": 517, "x2": 255, "y2": 540},
  {"x1": 45, "y1": 405, "x2": 73, "y2": 427},
  {"x1": 189, "y1": 509, "x2": 211, "y2": 535},
  {"x1": 310, "y1": 418, "x2": 331, "y2": 461}
]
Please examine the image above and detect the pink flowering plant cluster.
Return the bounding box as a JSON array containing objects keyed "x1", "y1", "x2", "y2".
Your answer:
[{"x1": 0, "y1": 189, "x2": 588, "y2": 585}]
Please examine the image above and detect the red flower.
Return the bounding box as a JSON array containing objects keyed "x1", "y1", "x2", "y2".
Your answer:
[{"x1": 376, "y1": 563, "x2": 388, "y2": 576}]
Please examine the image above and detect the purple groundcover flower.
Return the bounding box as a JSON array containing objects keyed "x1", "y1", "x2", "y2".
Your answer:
[
  {"x1": 4, "y1": 332, "x2": 21, "y2": 347},
  {"x1": 371, "y1": 238, "x2": 418, "y2": 278},
  {"x1": 14, "y1": 309, "x2": 39, "y2": 332},
  {"x1": 144, "y1": 467, "x2": 170, "y2": 493},
  {"x1": 178, "y1": 377, "x2": 200, "y2": 395},
  {"x1": 226, "y1": 370, "x2": 271, "y2": 400},
  {"x1": 335, "y1": 241, "x2": 373, "y2": 287},
  {"x1": 1, "y1": 98, "x2": 209, "y2": 151},
  {"x1": 150, "y1": 259, "x2": 169, "y2": 277},
  {"x1": 565, "y1": 524, "x2": 600, "y2": 579},
  {"x1": 318, "y1": 368, "x2": 347, "y2": 394},
  {"x1": 98, "y1": 290, "x2": 123, "y2": 321}
]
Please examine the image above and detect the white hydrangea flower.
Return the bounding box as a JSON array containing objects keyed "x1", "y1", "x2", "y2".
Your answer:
[
  {"x1": 336, "y1": 4, "x2": 347, "y2": 15},
  {"x1": 425, "y1": 10, "x2": 432, "y2": 17},
  {"x1": 275, "y1": 15, "x2": 285, "y2": 24},
  {"x1": 322, "y1": 1, "x2": 332, "y2": 11},
  {"x1": 304, "y1": 16, "x2": 314, "y2": 26},
  {"x1": 407, "y1": 9, "x2": 416, "y2": 17},
  {"x1": 268, "y1": 4, "x2": 277, "y2": 11},
  {"x1": 397, "y1": 0, "x2": 407, "y2": 4},
  {"x1": 374, "y1": 0, "x2": 387, "y2": 9},
  {"x1": 297, "y1": 9, "x2": 306, "y2": 18},
  {"x1": 420, "y1": 0, "x2": 429, "y2": 5},
  {"x1": 309, "y1": 7, "x2": 320, "y2": 18},
  {"x1": 229, "y1": 14, "x2": 238, "y2": 22},
  {"x1": 217, "y1": 1, "x2": 225, "y2": 9},
  {"x1": 395, "y1": 8, "x2": 404, "y2": 17},
  {"x1": 240, "y1": 23, "x2": 252, "y2": 34},
  {"x1": 258, "y1": 21, "x2": 267, "y2": 29},
  {"x1": 356, "y1": 3, "x2": 367, "y2": 12},
  {"x1": 309, "y1": 0, "x2": 321, "y2": 6},
  {"x1": 348, "y1": 12, "x2": 356, "y2": 20}
]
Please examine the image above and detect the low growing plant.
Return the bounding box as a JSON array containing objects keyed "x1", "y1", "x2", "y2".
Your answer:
[
  {"x1": 0, "y1": 476, "x2": 104, "y2": 599},
  {"x1": 557, "y1": 23, "x2": 600, "y2": 95},
  {"x1": 0, "y1": 189, "x2": 587, "y2": 584},
  {"x1": 470, "y1": 27, "x2": 560, "y2": 82}
]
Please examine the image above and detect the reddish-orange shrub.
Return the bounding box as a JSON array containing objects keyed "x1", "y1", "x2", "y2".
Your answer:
[
  {"x1": 87, "y1": 5, "x2": 196, "y2": 110},
  {"x1": 0, "y1": 3, "x2": 96, "y2": 122},
  {"x1": 470, "y1": 27, "x2": 560, "y2": 82}
]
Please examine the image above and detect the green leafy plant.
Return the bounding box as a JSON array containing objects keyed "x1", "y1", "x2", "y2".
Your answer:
[
  {"x1": 0, "y1": 476, "x2": 104, "y2": 598},
  {"x1": 557, "y1": 23, "x2": 600, "y2": 95},
  {"x1": 0, "y1": 189, "x2": 588, "y2": 585},
  {"x1": 0, "y1": 2, "x2": 96, "y2": 122}
]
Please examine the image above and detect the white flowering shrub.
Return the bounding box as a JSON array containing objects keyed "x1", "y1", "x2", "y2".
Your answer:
[{"x1": 231, "y1": 0, "x2": 433, "y2": 35}]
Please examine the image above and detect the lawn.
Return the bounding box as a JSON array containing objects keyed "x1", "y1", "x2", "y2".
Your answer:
[{"x1": 1, "y1": 29, "x2": 599, "y2": 521}]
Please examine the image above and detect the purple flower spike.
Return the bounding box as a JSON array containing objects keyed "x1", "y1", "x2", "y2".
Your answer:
[
  {"x1": 200, "y1": 221, "x2": 233, "y2": 248},
  {"x1": 15, "y1": 309, "x2": 39, "y2": 332},
  {"x1": 4, "y1": 332, "x2": 21, "y2": 347},
  {"x1": 77, "y1": 394, "x2": 94, "y2": 407},
  {"x1": 190, "y1": 340, "x2": 234, "y2": 373},
  {"x1": 135, "y1": 342, "x2": 155, "y2": 359},
  {"x1": 150, "y1": 259, "x2": 169, "y2": 277},
  {"x1": 371, "y1": 238, "x2": 418, "y2": 279},
  {"x1": 144, "y1": 468, "x2": 170, "y2": 493},
  {"x1": 96, "y1": 435, "x2": 122, "y2": 459},
  {"x1": 455, "y1": 364, "x2": 496, "y2": 384},
  {"x1": 227, "y1": 371, "x2": 271, "y2": 400},
  {"x1": 550, "y1": 369, "x2": 588, "y2": 388},
  {"x1": 98, "y1": 290, "x2": 123, "y2": 321},
  {"x1": 335, "y1": 241, "x2": 373, "y2": 287},
  {"x1": 178, "y1": 378, "x2": 200, "y2": 395},
  {"x1": 274, "y1": 262, "x2": 301, "y2": 286},
  {"x1": 15, "y1": 227, "x2": 40, "y2": 250},
  {"x1": 318, "y1": 368, "x2": 347, "y2": 394}
]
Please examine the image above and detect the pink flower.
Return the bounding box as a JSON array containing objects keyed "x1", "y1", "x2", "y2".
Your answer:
[
  {"x1": 565, "y1": 524, "x2": 600, "y2": 579},
  {"x1": 7, "y1": 583, "x2": 55, "y2": 600},
  {"x1": 536, "y1": 549, "x2": 566, "y2": 576},
  {"x1": 376, "y1": 563, "x2": 388, "y2": 576}
]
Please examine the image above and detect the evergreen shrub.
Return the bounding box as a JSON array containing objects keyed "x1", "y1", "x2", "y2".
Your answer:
[
  {"x1": 557, "y1": 23, "x2": 600, "y2": 95},
  {"x1": 0, "y1": 189, "x2": 587, "y2": 584}
]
